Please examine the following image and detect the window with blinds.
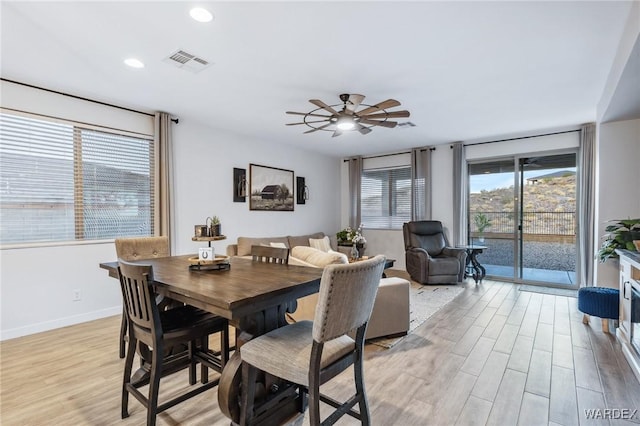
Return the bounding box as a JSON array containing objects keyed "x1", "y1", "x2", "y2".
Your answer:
[
  {"x1": 0, "y1": 112, "x2": 155, "y2": 245},
  {"x1": 361, "y1": 166, "x2": 411, "y2": 229}
]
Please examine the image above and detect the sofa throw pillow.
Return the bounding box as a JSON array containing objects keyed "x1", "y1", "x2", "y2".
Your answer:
[
  {"x1": 309, "y1": 236, "x2": 331, "y2": 252},
  {"x1": 291, "y1": 246, "x2": 348, "y2": 267}
]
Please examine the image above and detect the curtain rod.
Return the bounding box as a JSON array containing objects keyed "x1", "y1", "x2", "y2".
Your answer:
[
  {"x1": 455, "y1": 129, "x2": 580, "y2": 148},
  {"x1": 1, "y1": 78, "x2": 179, "y2": 123},
  {"x1": 342, "y1": 147, "x2": 435, "y2": 162}
]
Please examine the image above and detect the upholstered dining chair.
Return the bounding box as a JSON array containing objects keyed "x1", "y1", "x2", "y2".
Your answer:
[
  {"x1": 403, "y1": 221, "x2": 467, "y2": 284},
  {"x1": 250, "y1": 245, "x2": 289, "y2": 264},
  {"x1": 239, "y1": 255, "x2": 386, "y2": 426},
  {"x1": 117, "y1": 260, "x2": 228, "y2": 426},
  {"x1": 115, "y1": 237, "x2": 171, "y2": 358}
]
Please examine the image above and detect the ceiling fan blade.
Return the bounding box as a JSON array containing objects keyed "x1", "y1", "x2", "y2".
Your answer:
[
  {"x1": 309, "y1": 99, "x2": 339, "y2": 115},
  {"x1": 360, "y1": 110, "x2": 410, "y2": 120},
  {"x1": 345, "y1": 94, "x2": 365, "y2": 114},
  {"x1": 303, "y1": 122, "x2": 333, "y2": 134},
  {"x1": 286, "y1": 111, "x2": 332, "y2": 119},
  {"x1": 286, "y1": 119, "x2": 331, "y2": 126},
  {"x1": 355, "y1": 123, "x2": 372, "y2": 135},
  {"x1": 357, "y1": 99, "x2": 401, "y2": 116},
  {"x1": 359, "y1": 118, "x2": 398, "y2": 128}
]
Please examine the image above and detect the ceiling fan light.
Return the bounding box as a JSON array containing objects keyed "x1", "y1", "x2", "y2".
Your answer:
[
  {"x1": 336, "y1": 116, "x2": 355, "y2": 130},
  {"x1": 190, "y1": 7, "x2": 213, "y2": 22}
]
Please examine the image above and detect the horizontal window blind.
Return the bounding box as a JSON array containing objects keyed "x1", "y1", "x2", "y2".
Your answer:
[
  {"x1": 0, "y1": 111, "x2": 154, "y2": 245},
  {"x1": 361, "y1": 166, "x2": 411, "y2": 229}
]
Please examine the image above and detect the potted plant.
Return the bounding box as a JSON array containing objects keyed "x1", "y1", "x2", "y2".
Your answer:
[
  {"x1": 597, "y1": 218, "x2": 640, "y2": 262},
  {"x1": 208, "y1": 216, "x2": 221, "y2": 237},
  {"x1": 474, "y1": 213, "x2": 492, "y2": 243},
  {"x1": 336, "y1": 227, "x2": 354, "y2": 246}
]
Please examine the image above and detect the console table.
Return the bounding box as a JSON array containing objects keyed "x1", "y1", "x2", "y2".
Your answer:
[{"x1": 616, "y1": 249, "x2": 640, "y2": 383}]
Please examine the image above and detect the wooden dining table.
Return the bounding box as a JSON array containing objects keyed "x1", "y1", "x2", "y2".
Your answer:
[{"x1": 100, "y1": 254, "x2": 324, "y2": 425}]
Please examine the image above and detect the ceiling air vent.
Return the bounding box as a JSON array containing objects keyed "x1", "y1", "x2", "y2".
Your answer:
[{"x1": 163, "y1": 49, "x2": 212, "y2": 73}]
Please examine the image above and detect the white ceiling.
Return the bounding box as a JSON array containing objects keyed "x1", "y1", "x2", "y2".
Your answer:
[{"x1": 0, "y1": 1, "x2": 634, "y2": 158}]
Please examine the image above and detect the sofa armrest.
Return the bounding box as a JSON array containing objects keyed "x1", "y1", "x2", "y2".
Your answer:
[
  {"x1": 405, "y1": 247, "x2": 431, "y2": 284},
  {"x1": 226, "y1": 244, "x2": 238, "y2": 257},
  {"x1": 442, "y1": 246, "x2": 466, "y2": 262},
  {"x1": 442, "y1": 247, "x2": 467, "y2": 282},
  {"x1": 407, "y1": 246, "x2": 430, "y2": 259}
]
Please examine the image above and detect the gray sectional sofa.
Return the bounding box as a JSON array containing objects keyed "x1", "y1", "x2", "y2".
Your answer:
[{"x1": 227, "y1": 232, "x2": 410, "y2": 340}]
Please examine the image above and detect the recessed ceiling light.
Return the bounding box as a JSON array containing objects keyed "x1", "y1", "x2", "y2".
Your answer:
[
  {"x1": 190, "y1": 7, "x2": 213, "y2": 23},
  {"x1": 124, "y1": 58, "x2": 144, "y2": 69}
]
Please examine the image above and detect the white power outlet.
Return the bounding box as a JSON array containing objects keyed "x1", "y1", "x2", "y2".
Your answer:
[{"x1": 72, "y1": 289, "x2": 81, "y2": 301}]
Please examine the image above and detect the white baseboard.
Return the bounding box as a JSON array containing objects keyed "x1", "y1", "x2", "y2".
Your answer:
[{"x1": 0, "y1": 306, "x2": 121, "y2": 341}]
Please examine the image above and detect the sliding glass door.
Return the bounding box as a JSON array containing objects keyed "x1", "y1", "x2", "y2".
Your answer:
[
  {"x1": 468, "y1": 151, "x2": 578, "y2": 287},
  {"x1": 468, "y1": 159, "x2": 516, "y2": 279},
  {"x1": 517, "y1": 153, "x2": 577, "y2": 286}
]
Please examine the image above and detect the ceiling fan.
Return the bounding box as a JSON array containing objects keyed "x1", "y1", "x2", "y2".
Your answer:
[{"x1": 286, "y1": 93, "x2": 410, "y2": 137}]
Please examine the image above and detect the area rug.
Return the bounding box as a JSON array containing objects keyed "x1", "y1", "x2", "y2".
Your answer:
[{"x1": 369, "y1": 283, "x2": 465, "y2": 348}]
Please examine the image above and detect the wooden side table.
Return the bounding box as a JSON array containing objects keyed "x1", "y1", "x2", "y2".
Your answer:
[{"x1": 457, "y1": 245, "x2": 487, "y2": 284}]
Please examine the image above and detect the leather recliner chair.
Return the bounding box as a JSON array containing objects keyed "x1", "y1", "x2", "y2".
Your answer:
[{"x1": 403, "y1": 220, "x2": 467, "y2": 284}]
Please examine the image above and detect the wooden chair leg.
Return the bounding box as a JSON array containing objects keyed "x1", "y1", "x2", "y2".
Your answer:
[
  {"x1": 221, "y1": 323, "x2": 230, "y2": 368},
  {"x1": 582, "y1": 314, "x2": 590, "y2": 324},
  {"x1": 354, "y1": 349, "x2": 370, "y2": 425},
  {"x1": 200, "y1": 337, "x2": 209, "y2": 384},
  {"x1": 308, "y1": 373, "x2": 321, "y2": 426},
  {"x1": 119, "y1": 307, "x2": 128, "y2": 359},
  {"x1": 121, "y1": 335, "x2": 137, "y2": 419},
  {"x1": 297, "y1": 384, "x2": 307, "y2": 413},
  {"x1": 188, "y1": 340, "x2": 197, "y2": 386},
  {"x1": 601, "y1": 318, "x2": 610, "y2": 333},
  {"x1": 147, "y1": 344, "x2": 163, "y2": 426},
  {"x1": 240, "y1": 362, "x2": 258, "y2": 426}
]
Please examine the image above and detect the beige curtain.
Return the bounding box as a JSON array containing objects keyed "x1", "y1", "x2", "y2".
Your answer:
[
  {"x1": 154, "y1": 112, "x2": 174, "y2": 254},
  {"x1": 452, "y1": 142, "x2": 467, "y2": 246},
  {"x1": 411, "y1": 147, "x2": 432, "y2": 221},
  {"x1": 578, "y1": 123, "x2": 596, "y2": 287},
  {"x1": 348, "y1": 156, "x2": 362, "y2": 228}
]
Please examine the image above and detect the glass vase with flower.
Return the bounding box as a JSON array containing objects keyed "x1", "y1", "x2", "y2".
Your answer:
[{"x1": 337, "y1": 224, "x2": 367, "y2": 258}]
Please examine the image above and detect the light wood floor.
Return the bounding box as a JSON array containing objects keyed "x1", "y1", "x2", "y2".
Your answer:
[{"x1": 2, "y1": 278, "x2": 640, "y2": 426}]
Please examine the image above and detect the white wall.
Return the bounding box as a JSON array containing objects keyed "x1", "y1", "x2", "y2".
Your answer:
[
  {"x1": 594, "y1": 119, "x2": 640, "y2": 288},
  {"x1": 171, "y1": 121, "x2": 342, "y2": 256},
  {"x1": 1, "y1": 110, "x2": 341, "y2": 340}
]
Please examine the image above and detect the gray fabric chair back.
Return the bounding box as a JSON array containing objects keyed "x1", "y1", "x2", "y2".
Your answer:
[
  {"x1": 403, "y1": 221, "x2": 447, "y2": 256},
  {"x1": 312, "y1": 255, "x2": 386, "y2": 343}
]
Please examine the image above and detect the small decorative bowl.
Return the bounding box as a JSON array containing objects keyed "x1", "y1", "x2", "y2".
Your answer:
[{"x1": 634, "y1": 240, "x2": 640, "y2": 251}]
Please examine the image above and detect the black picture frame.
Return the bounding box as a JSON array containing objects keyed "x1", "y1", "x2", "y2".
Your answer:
[
  {"x1": 249, "y1": 164, "x2": 295, "y2": 211},
  {"x1": 296, "y1": 176, "x2": 306, "y2": 205},
  {"x1": 233, "y1": 167, "x2": 246, "y2": 202}
]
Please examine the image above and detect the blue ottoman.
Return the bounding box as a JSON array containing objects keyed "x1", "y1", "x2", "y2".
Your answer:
[{"x1": 578, "y1": 287, "x2": 619, "y2": 333}]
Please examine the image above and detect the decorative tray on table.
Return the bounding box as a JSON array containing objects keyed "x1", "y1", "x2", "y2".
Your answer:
[{"x1": 187, "y1": 254, "x2": 231, "y2": 271}]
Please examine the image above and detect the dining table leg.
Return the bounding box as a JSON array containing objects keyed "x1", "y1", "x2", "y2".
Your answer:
[{"x1": 218, "y1": 300, "x2": 299, "y2": 425}]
